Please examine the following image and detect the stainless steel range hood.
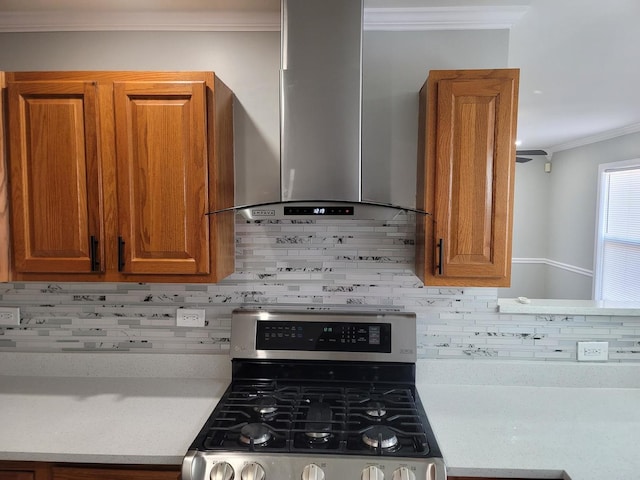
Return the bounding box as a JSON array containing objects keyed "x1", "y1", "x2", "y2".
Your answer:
[
  {"x1": 234, "y1": 0, "x2": 419, "y2": 221},
  {"x1": 280, "y1": 0, "x2": 363, "y2": 203}
]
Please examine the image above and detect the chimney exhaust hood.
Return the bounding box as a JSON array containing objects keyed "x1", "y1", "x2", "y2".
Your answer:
[
  {"x1": 280, "y1": 0, "x2": 362, "y2": 204},
  {"x1": 231, "y1": 0, "x2": 424, "y2": 221}
]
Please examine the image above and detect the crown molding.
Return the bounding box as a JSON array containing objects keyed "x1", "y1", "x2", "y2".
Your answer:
[
  {"x1": 364, "y1": 6, "x2": 529, "y2": 31},
  {"x1": 0, "y1": 5, "x2": 529, "y2": 33},
  {"x1": 0, "y1": 10, "x2": 281, "y2": 32},
  {"x1": 548, "y1": 123, "x2": 640, "y2": 154}
]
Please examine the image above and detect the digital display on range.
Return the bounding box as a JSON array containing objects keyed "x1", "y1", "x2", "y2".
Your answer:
[{"x1": 256, "y1": 321, "x2": 391, "y2": 353}]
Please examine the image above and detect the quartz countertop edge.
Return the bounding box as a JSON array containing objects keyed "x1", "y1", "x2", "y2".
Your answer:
[{"x1": 498, "y1": 297, "x2": 640, "y2": 316}]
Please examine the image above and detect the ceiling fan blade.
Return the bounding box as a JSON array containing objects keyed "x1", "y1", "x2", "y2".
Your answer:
[{"x1": 516, "y1": 156, "x2": 533, "y2": 163}]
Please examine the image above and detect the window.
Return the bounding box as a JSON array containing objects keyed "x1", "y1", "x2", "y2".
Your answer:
[{"x1": 593, "y1": 159, "x2": 640, "y2": 301}]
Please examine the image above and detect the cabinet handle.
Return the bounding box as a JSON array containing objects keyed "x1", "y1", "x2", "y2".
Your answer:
[
  {"x1": 89, "y1": 235, "x2": 100, "y2": 272},
  {"x1": 118, "y1": 236, "x2": 126, "y2": 272},
  {"x1": 435, "y1": 238, "x2": 443, "y2": 275}
]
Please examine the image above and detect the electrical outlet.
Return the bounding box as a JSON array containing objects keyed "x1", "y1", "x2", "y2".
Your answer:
[
  {"x1": 577, "y1": 341, "x2": 608, "y2": 361},
  {"x1": 0, "y1": 307, "x2": 21, "y2": 326},
  {"x1": 176, "y1": 308, "x2": 206, "y2": 327}
]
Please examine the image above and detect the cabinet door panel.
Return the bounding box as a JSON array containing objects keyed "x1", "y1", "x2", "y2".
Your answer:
[
  {"x1": 7, "y1": 81, "x2": 103, "y2": 273},
  {"x1": 52, "y1": 466, "x2": 179, "y2": 480},
  {"x1": 0, "y1": 472, "x2": 35, "y2": 480},
  {"x1": 114, "y1": 81, "x2": 209, "y2": 275},
  {"x1": 431, "y1": 71, "x2": 517, "y2": 284},
  {"x1": 435, "y1": 77, "x2": 512, "y2": 277}
]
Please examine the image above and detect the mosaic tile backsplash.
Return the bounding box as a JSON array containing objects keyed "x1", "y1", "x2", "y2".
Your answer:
[{"x1": 0, "y1": 214, "x2": 639, "y2": 362}]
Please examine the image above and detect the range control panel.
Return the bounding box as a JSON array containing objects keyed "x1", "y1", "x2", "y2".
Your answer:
[
  {"x1": 229, "y1": 309, "x2": 417, "y2": 363},
  {"x1": 256, "y1": 321, "x2": 391, "y2": 353}
]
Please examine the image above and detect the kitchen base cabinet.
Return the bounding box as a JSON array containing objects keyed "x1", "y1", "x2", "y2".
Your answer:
[
  {"x1": 0, "y1": 462, "x2": 50, "y2": 480},
  {"x1": 3, "y1": 71, "x2": 234, "y2": 284},
  {"x1": 52, "y1": 465, "x2": 179, "y2": 480},
  {"x1": 0, "y1": 473, "x2": 38, "y2": 480},
  {"x1": 416, "y1": 69, "x2": 519, "y2": 287},
  {"x1": 0, "y1": 463, "x2": 180, "y2": 480}
]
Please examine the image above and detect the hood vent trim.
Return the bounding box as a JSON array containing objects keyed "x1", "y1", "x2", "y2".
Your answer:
[{"x1": 207, "y1": 200, "x2": 429, "y2": 221}]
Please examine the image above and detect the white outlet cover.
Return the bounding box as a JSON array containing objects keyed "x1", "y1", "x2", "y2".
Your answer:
[
  {"x1": 577, "y1": 341, "x2": 609, "y2": 361},
  {"x1": 176, "y1": 308, "x2": 206, "y2": 327},
  {"x1": 0, "y1": 307, "x2": 21, "y2": 326}
]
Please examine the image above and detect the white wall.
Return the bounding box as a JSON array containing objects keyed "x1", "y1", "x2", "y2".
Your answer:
[
  {"x1": 548, "y1": 132, "x2": 640, "y2": 269},
  {"x1": 500, "y1": 156, "x2": 550, "y2": 298},
  {"x1": 500, "y1": 130, "x2": 640, "y2": 299}
]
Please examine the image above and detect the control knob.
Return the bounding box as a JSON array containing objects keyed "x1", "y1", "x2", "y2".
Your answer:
[
  {"x1": 210, "y1": 462, "x2": 234, "y2": 480},
  {"x1": 301, "y1": 464, "x2": 325, "y2": 480},
  {"x1": 391, "y1": 467, "x2": 416, "y2": 480},
  {"x1": 361, "y1": 466, "x2": 384, "y2": 480},
  {"x1": 241, "y1": 463, "x2": 265, "y2": 480}
]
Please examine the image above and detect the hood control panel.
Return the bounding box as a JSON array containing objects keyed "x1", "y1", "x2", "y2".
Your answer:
[{"x1": 284, "y1": 205, "x2": 354, "y2": 216}]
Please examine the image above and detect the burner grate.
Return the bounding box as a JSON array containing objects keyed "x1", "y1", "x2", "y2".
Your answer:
[{"x1": 197, "y1": 381, "x2": 432, "y2": 457}]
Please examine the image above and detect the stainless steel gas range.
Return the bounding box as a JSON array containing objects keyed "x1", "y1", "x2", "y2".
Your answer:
[{"x1": 182, "y1": 309, "x2": 446, "y2": 480}]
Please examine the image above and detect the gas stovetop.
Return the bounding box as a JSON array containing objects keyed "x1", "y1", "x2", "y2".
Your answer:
[
  {"x1": 193, "y1": 378, "x2": 437, "y2": 457},
  {"x1": 182, "y1": 309, "x2": 446, "y2": 480}
]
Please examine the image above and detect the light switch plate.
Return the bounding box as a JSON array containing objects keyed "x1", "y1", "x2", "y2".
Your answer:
[{"x1": 176, "y1": 308, "x2": 206, "y2": 327}]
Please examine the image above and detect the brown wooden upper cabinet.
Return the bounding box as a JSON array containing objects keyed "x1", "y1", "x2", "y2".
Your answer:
[
  {"x1": 416, "y1": 69, "x2": 519, "y2": 287},
  {"x1": 4, "y1": 71, "x2": 235, "y2": 283}
]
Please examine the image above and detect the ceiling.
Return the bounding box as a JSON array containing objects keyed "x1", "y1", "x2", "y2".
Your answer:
[{"x1": 1, "y1": 0, "x2": 638, "y2": 153}]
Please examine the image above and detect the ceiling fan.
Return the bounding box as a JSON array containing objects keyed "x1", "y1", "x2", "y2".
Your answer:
[{"x1": 516, "y1": 149, "x2": 548, "y2": 163}]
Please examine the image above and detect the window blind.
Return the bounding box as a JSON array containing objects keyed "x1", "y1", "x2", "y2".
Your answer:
[{"x1": 599, "y1": 166, "x2": 640, "y2": 301}]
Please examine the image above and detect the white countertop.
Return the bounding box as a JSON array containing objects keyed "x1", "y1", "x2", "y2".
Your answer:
[
  {"x1": 498, "y1": 297, "x2": 640, "y2": 316},
  {"x1": 418, "y1": 384, "x2": 640, "y2": 480},
  {"x1": 1, "y1": 354, "x2": 639, "y2": 480},
  {"x1": 0, "y1": 375, "x2": 227, "y2": 464}
]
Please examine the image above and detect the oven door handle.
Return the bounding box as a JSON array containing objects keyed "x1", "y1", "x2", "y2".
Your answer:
[
  {"x1": 426, "y1": 463, "x2": 437, "y2": 480},
  {"x1": 182, "y1": 451, "x2": 206, "y2": 480}
]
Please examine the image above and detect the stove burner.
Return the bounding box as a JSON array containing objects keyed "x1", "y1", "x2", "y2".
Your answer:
[
  {"x1": 239, "y1": 423, "x2": 272, "y2": 446},
  {"x1": 365, "y1": 401, "x2": 387, "y2": 418},
  {"x1": 253, "y1": 396, "x2": 278, "y2": 415},
  {"x1": 305, "y1": 430, "x2": 332, "y2": 440},
  {"x1": 304, "y1": 402, "x2": 333, "y2": 442},
  {"x1": 362, "y1": 426, "x2": 399, "y2": 450}
]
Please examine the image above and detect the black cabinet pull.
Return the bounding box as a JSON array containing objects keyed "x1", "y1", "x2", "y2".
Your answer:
[
  {"x1": 435, "y1": 238, "x2": 443, "y2": 275},
  {"x1": 89, "y1": 235, "x2": 100, "y2": 272},
  {"x1": 118, "y1": 236, "x2": 126, "y2": 272}
]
